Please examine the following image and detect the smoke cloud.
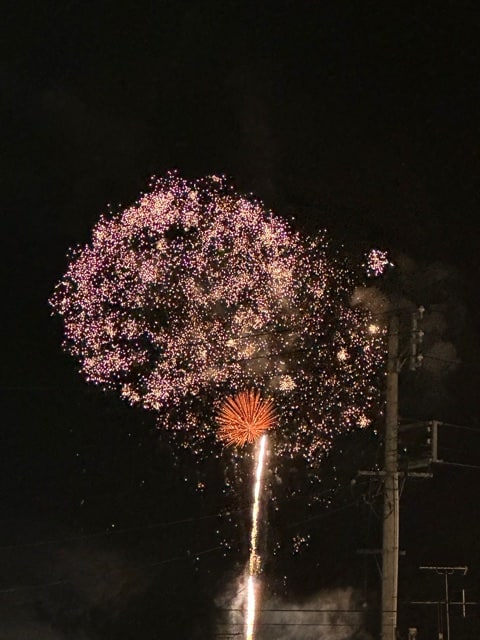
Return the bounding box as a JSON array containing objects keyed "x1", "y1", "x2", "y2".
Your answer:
[{"x1": 216, "y1": 574, "x2": 371, "y2": 639}]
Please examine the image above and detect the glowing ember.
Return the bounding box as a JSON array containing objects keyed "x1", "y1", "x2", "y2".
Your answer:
[{"x1": 217, "y1": 390, "x2": 277, "y2": 447}]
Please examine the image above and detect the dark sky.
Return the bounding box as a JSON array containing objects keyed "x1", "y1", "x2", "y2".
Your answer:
[{"x1": 2, "y1": 2, "x2": 480, "y2": 638}]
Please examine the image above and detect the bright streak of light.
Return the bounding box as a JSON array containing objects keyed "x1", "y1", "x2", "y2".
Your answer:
[
  {"x1": 245, "y1": 575, "x2": 256, "y2": 640},
  {"x1": 249, "y1": 434, "x2": 266, "y2": 574},
  {"x1": 246, "y1": 434, "x2": 267, "y2": 640}
]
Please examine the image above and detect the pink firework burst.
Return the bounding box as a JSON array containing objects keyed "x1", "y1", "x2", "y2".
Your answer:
[{"x1": 50, "y1": 173, "x2": 386, "y2": 476}]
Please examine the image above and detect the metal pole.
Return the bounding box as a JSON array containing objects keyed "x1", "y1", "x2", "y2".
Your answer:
[
  {"x1": 444, "y1": 571, "x2": 450, "y2": 640},
  {"x1": 417, "y1": 566, "x2": 468, "y2": 639},
  {"x1": 381, "y1": 315, "x2": 400, "y2": 640}
]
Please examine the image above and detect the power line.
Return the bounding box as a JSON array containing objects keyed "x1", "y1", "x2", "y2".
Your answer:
[
  {"x1": 0, "y1": 470, "x2": 372, "y2": 554},
  {"x1": 0, "y1": 580, "x2": 68, "y2": 595},
  {"x1": 0, "y1": 506, "x2": 248, "y2": 552},
  {"x1": 222, "y1": 607, "x2": 371, "y2": 613},
  {"x1": 0, "y1": 493, "x2": 367, "y2": 596},
  {"x1": 217, "y1": 622, "x2": 361, "y2": 627},
  {"x1": 0, "y1": 494, "x2": 361, "y2": 557}
]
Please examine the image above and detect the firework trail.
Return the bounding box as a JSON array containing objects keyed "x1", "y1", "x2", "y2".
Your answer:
[
  {"x1": 50, "y1": 173, "x2": 385, "y2": 488},
  {"x1": 246, "y1": 434, "x2": 267, "y2": 640}
]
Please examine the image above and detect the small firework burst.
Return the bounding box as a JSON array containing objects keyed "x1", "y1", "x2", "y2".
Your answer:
[
  {"x1": 217, "y1": 390, "x2": 277, "y2": 447},
  {"x1": 366, "y1": 248, "x2": 392, "y2": 277}
]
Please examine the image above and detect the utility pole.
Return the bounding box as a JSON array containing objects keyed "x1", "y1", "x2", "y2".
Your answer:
[
  {"x1": 358, "y1": 309, "x2": 425, "y2": 638},
  {"x1": 381, "y1": 314, "x2": 400, "y2": 640},
  {"x1": 412, "y1": 566, "x2": 472, "y2": 640}
]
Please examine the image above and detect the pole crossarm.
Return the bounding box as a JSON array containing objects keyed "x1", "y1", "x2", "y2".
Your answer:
[
  {"x1": 358, "y1": 470, "x2": 433, "y2": 479},
  {"x1": 419, "y1": 566, "x2": 468, "y2": 575},
  {"x1": 411, "y1": 600, "x2": 477, "y2": 606}
]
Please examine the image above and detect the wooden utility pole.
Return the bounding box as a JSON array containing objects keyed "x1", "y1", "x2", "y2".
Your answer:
[{"x1": 381, "y1": 314, "x2": 400, "y2": 640}]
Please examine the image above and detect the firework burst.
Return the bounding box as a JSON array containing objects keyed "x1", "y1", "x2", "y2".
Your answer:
[
  {"x1": 366, "y1": 248, "x2": 392, "y2": 277},
  {"x1": 217, "y1": 390, "x2": 277, "y2": 447},
  {"x1": 50, "y1": 173, "x2": 385, "y2": 483}
]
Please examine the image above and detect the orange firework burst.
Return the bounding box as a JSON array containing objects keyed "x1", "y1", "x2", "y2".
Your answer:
[{"x1": 216, "y1": 390, "x2": 277, "y2": 447}]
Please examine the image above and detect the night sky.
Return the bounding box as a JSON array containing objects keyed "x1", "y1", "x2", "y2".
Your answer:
[{"x1": 3, "y1": 2, "x2": 480, "y2": 638}]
